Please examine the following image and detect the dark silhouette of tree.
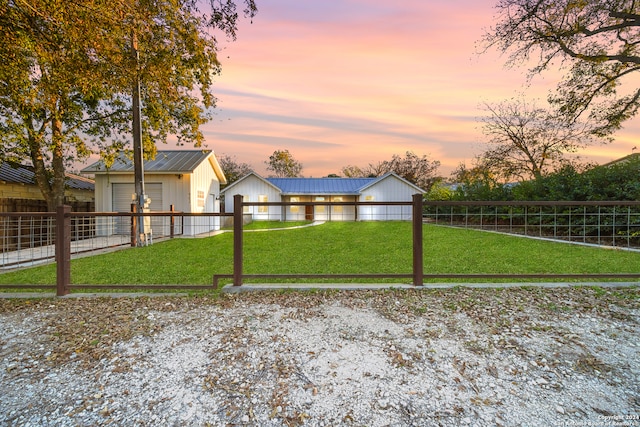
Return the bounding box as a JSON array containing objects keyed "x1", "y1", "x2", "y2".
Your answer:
[
  {"x1": 218, "y1": 154, "x2": 253, "y2": 186},
  {"x1": 479, "y1": 99, "x2": 599, "y2": 181},
  {"x1": 482, "y1": 0, "x2": 640, "y2": 137}
]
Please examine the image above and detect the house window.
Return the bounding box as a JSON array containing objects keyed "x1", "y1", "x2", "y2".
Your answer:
[
  {"x1": 197, "y1": 190, "x2": 205, "y2": 207},
  {"x1": 314, "y1": 196, "x2": 325, "y2": 213},
  {"x1": 333, "y1": 196, "x2": 343, "y2": 213},
  {"x1": 365, "y1": 195, "x2": 374, "y2": 201},
  {"x1": 258, "y1": 195, "x2": 268, "y2": 213},
  {"x1": 243, "y1": 195, "x2": 249, "y2": 213},
  {"x1": 290, "y1": 197, "x2": 300, "y2": 214}
]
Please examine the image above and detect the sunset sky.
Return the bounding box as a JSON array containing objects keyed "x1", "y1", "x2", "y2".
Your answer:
[{"x1": 194, "y1": 0, "x2": 639, "y2": 178}]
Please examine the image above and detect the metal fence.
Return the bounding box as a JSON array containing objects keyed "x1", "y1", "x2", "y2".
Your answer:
[
  {"x1": 0, "y1": 210, "x2": 228, "y2": 269},
  {"x1": 424, "y1": 201, "x2": 640, "y2": 249},
  {"x1": 1, "y1": 198, "x2": 639, "y2": 294}
]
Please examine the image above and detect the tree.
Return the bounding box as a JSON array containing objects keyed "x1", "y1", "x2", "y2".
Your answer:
[
  {"x1": 377, "y1": 151, "x2": 441, "y2": 191},
  {"x1": 218, "y1": 154, "x2": 253, "y2": 186},
  {"x1": 450, "y1": 159, "x2": 511, "y2": 201},
  {"x1": 479, "y1": 99, "x2": 599, "y2": 181},
  {"x1": 341, "y1": 165, "x2": 367, "y2": 178},
  {"x1": 0, "y1": 0, "x2": 257, "y2": 210},
  {"x1": 265, "y1": 149, "x2": 303, "y2": 177},
  {"x1": 482, "y1": 0, "x2": 640, "y2": 137},
  {"x1": 341, "y1": 151, "x2": 440, "y2": 190}
]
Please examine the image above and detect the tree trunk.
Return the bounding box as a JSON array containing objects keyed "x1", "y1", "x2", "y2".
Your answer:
[
  {"x1": 49, "y1": 116, "x2": 67, "y2": 210},
  {"x1": 28, "y1": 111, "x2": 67, "y2": 212}
]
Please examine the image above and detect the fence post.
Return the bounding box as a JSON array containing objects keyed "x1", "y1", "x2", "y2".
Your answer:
[
  {"x1": 170, "y1": 204, "x2": 175, "y2": 238},
  {"x1": 233, "y1": 194, "x2": 243, "y2": 286},
  {"x1": 131, "y1": 203, "x2": 138, "y2": 247},
  {"x1": 56, "y1": 205, "x2": 71, "y2": 296},
  {"x1": 412, "y1": 194, "x2": 424, "y2": 286}
]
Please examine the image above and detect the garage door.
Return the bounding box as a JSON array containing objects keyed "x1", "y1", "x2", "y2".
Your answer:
[{"x1": 112, "y1": 183, "x2": 163, "y2": 234}]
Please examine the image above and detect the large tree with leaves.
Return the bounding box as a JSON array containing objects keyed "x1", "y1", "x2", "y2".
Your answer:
[
  {"x1": 0, "y1": 0, "x2": 256, "y2": 210},
  {"x1": 482, "y1": 0, "x2": 640, "y2": 137},
  {"x1": 265, "y1": 149, "x2": 303, "y2": 177}
]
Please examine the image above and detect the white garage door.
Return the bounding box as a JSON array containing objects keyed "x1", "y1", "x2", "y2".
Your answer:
[{"x1": 112, "y1": 183, "x2": 163, "y2": 234}]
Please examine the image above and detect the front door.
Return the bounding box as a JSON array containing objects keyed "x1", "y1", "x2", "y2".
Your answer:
[{"x1": 305, "y1": 205, "x2": 314, "y2": 221}]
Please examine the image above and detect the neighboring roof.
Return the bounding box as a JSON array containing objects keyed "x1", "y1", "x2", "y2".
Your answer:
[
  {"x1": 81, "y1": 150, "x2": 226, "y2": 183},
  {"x1": 600, "y1": 152, "x2": 640, "y2": 168},
  {"x1": 221, "y1": 172, "x2": 426, "y2": 195},
  {"x1": 0, "y1": 162, "x2": 94, "y2": 191}
]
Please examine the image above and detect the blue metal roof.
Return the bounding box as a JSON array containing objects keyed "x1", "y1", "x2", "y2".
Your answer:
[{"x1": 265, "y1": 177, "x2": 376, "y2": 195}]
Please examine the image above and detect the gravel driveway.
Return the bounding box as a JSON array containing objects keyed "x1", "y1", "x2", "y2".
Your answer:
[{"x1": 1, "y1": 287, "x2": 639, "y2": 426}]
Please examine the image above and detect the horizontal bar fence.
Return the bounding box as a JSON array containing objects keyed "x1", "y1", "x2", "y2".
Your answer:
[{"x1": 0, "y1": 198, "x2": 639, "y2": 295}]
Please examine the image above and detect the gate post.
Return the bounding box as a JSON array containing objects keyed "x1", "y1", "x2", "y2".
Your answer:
[
  {"x1": 233, "y1": 194, "x2": 243, "y2": 286},
  {"x1": 56, "y1": 205, "x2": 71, "y2": 296},
  {"x1": 412, "y1": 194, "x2": 424, "y2": 286}
]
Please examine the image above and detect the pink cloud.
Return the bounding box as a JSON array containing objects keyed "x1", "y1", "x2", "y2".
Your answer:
[{"x1": 200, "y1": 0, "x2": 639, "y2": 178}]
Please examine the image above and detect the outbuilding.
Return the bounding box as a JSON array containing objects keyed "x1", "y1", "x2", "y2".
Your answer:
[
  {"x1": 220, "y1": 172, "x2": 424, "y2": 221},
  {"x1": 0, "y1": 162, "x2": 94, "y2": 212},
  {"x1": 82, "y1": 150, "x2": 226, "y2": 236}
]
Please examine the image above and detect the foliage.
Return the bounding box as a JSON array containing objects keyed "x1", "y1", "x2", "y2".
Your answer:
[
  {"x1": 479, "y1": 99, "x2": 601, "y2": 181},
  {"x1": 342, "y1": 151, "x2": 440, "y2": 190},
  {"x1": 0, "y1": 0, "x2": 256, "y2": 209},
  {"x1": 450, "y1": 160, "x2": 513, "y2": 201},
  {"x1": 482, "y1": 0, "x2": 640, "y2": 137},
  {"x1": 425, "y1": 180, "x2": 454, "y2": 201},
  {"x1": 514, "y1": 153, "x2": 640, "y2": 201},
  {"x1": 1, "y1": 222, "x2": 639, "y2": 286},
  {"x1": 218, "y1": 154, "x2": 253, "y2": 186},
  {"x1": 452, "y1": 152, "x2": 640, "y2": 201},
  {"x1": 265, "y1": 149, "x2": 303, "y2": 177}
]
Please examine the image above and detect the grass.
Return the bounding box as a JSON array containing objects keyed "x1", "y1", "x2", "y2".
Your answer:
[
  {"x1": 0, "y1": 222, "x2": 639, "y2": 287},
  {"x1": 229, "y1": 220, "x2": 313, "y2": 230}
]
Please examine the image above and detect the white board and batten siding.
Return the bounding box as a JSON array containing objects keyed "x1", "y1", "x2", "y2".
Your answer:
[
  {"x1": 95, "y1": 172, "x2": 222, "y2": 236},
  {"x1": 359, "y1": 174, "x2": 418, "y2": 221},
  {"x1": 186, "y1": 157, "x2": 223, "y2": 234},
  {"x1": 223, "y1": 175, "x2": 282, "y2": 220}
]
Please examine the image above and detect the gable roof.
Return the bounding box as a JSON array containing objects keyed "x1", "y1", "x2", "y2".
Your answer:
[
  {"x1": 81, "y1": 150, "x2": 226, "y2": 183},
  {"x1": 221, "y1": 172, "x2": 425, "y2": 195},
  {"x1": 359, "y1": 172, "x2": 426, "y2": 193},
  {"x1": 0, "y1": 162, "x2": 94, "y2": 191}
]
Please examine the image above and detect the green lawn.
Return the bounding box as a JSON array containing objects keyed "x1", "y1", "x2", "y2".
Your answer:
[{"x1": 0, "y1": 222, "x2": 639, "y2": 287}]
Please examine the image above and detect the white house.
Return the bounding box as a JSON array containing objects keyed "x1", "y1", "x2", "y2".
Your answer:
[
  {"x1": 220, "y1": 172, "x2": 424, "y2": 221},
  {"x1": 82, "y1": 150, "x2": 226, "y2": 236}
]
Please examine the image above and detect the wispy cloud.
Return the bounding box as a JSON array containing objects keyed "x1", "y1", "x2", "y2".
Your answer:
[{"x1": 199, "y1": 0, "x2": 639, "y2": 178}]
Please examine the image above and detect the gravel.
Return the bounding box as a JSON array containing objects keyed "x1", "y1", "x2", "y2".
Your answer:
[{"x1": 0, "y1": 287, "x2": 639, "y2": 426}]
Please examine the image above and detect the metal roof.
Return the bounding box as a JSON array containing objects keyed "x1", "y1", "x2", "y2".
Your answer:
[
  {"x1": 0, "y1": 163, "x2": 94, "y2": 190},
  {"x1": 82, "y1": 150, "x2": 214, "y2": 173},
  {"x1": 265, "y1": 177, "x2": 376, "y2": 195}
]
